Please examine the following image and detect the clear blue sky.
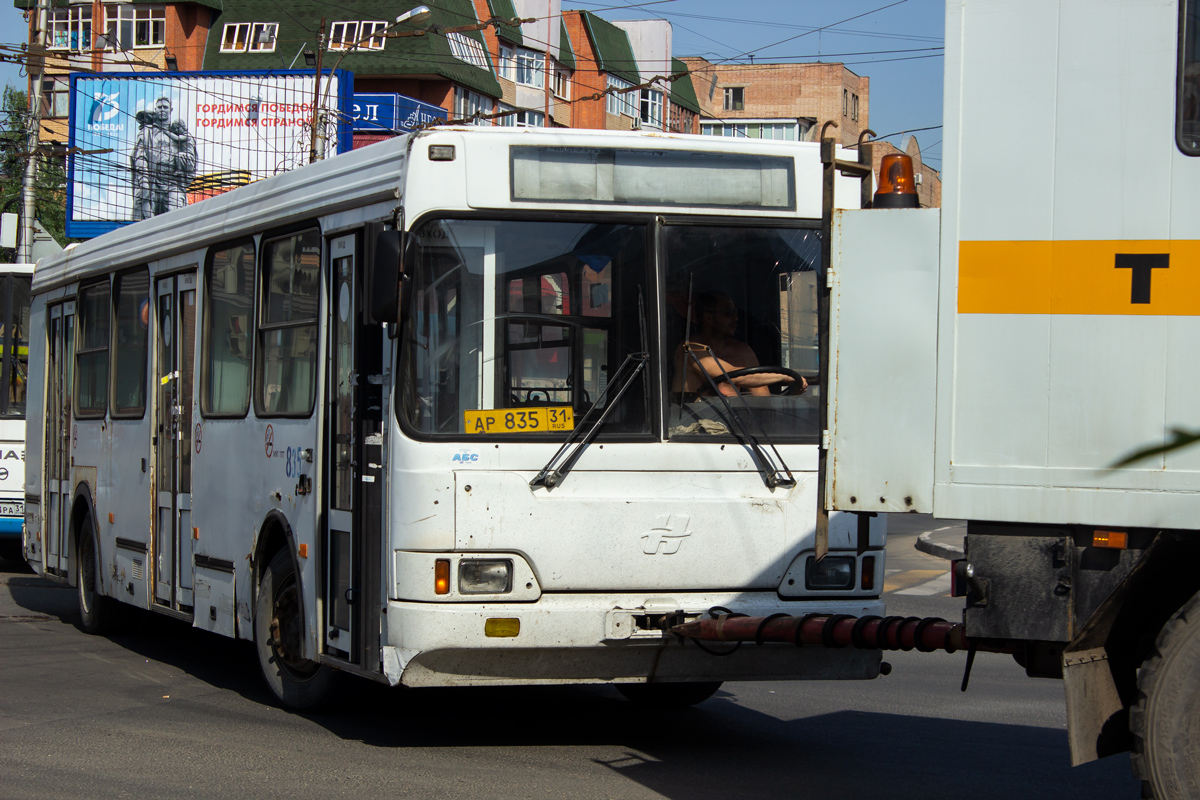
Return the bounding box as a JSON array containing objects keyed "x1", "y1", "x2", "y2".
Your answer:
[{"x1": 0, "y1": 0, "x2": 944, "y2": 166}]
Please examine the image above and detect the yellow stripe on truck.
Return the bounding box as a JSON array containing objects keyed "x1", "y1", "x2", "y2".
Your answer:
[{"x1": 959, "y1": 240, "x2": 1200, "y2": 315}]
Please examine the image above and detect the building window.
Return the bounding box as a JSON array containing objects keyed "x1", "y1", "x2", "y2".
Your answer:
[
  {"x1": 447, "y1": 32, "x2": 492, "y2": 70},
  {"x1": 329, "y1": 21, "x2": 386, "y2": 51},
  {"x1": 495, "y1": 105, "x2": 544, "y2": 127},
  {"x1": 723, "y1": 86, "x2": 744, "y2": 111},
  {"x1": 843, "y1": 88, "x2": 848, "y2": 116},
  {"x1": 851, "y1": 93, "x2": 859, "y2": 122},
  {"x1": 640, "y1": 88, "x2": 663, "y2": 129},
  {"x1": 41, "y1": 76, "x2": 70, "y2": 118},
  {"x1": 454, "y1": 86, "x2": 491, "y2": 124},
  {"x1": 516, "y1": 47, "x2": 545, "y2": 88},
  {"x1": 606, "y1": 75, "x2": 636, "y2": 117},
  {"x1": 221, "y1": 23, "x2": 249, "y2": 52},
  {"x1": 700, "y1": 121, "x2": 798, "y2": 140},
  {"x1": 668, "y1": 104, "x2": 695, "y2": 134},
  {"x1": 249, "y1": 23, "x2": 278, "y2": 52},
  {"x1": 498, "y1": 44, "x2": 515, "y2": 80},
  {"x1": 553, "y1": 68, "x2": 570, "y2": 99},
  {"x1": 103, "y1": 5, "x2": 165, "y2": 49},
  {"x1": 48, "y1": 7, "x2": 92, "y2": 52}
]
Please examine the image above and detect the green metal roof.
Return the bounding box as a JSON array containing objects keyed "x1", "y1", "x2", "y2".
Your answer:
[
  {"x1": 485, "y1": 0, "x2": 522, "y2": 46},
  {"x1": 670, "y1": 58, "x2": 700, "y2": 114},
  {"x1": 579, "y1": 11, "x2": 639, "y2": 85},
  {"x1": 15, "y1": 0, "x2": 224, "y2": 9},
  {"x1": 202, "y1": 0, "x2": 501, "y2": 98},
  {"x1": 557, "y1": 19, "x2": 574, "y2": 71}
]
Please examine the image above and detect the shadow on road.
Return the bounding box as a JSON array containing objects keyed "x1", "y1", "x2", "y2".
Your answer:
[{"x1": 3, "y1": 552, "x2": 1138, "y2": 800}]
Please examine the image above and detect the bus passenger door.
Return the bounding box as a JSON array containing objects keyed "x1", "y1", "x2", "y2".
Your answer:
[
  {"x1": 153, "y1": 273, "x2": 197, "y2": 610},
  {"x1": 45, "y1": 302, "x2": 74, "y2": 577},
  {"x1": 323, "y1": 233, "x2": 381, "y2": 666}
]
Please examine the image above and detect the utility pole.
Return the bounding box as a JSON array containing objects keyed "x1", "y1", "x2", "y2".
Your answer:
[
  {"x1": 308, "y1": 18, "x2": 326, "y2": 164},
  {"x1": 19, "y1": 0, "x2": 49, "y2": 263}
]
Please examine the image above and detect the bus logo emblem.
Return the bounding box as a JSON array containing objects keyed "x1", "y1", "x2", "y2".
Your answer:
[
  {"x1": 641, "y1": 515, "x2": 691, "y2": 555},
  {"x1": 264, "y1": 425, "x2": 274, "y2": 458}
]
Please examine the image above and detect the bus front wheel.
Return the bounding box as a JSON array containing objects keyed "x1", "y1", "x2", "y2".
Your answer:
[
  {"x1": 254, "y1": 548, "x2": 334, "y2": 710},
  {"x1": 1131, "y1": 591, "x2": 1200, "y2": 799},
  {"x1": 616, "y1": 681, "x2": 722, "y2": 707},
  {"x1": 76, "y1": 516, "x2": 117, "y2": 635}
]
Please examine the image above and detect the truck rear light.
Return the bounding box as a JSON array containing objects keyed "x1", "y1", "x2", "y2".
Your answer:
[
  {"x1": 873, "y1": 154, "x2": 919, "y2": 208},
  {"x1": 1092, "y1": 530, "x2": 1128, "y2": 549}
]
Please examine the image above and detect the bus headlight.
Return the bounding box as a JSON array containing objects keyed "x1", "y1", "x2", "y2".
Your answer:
[
  {"x1": 805, "y1": 556, "x2": 856, "y2": 590},
  {"x1": 458, "y1": 559, "x2": 513, "y2": 594}
]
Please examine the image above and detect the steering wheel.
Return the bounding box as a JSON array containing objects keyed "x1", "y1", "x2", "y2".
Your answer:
[{"x1": 714, "y1": 366, "x2": 807, "y2": 396}]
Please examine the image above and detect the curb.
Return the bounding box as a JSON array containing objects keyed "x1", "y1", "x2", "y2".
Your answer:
[{"x1": 915, "y1": 531, "x2": 965, "y2": 561}]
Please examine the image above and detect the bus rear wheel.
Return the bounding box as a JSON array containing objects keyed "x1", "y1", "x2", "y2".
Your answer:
[
  {"x1": 1131, "y1": 592, "x2": 1200, "y2": 799},
  {"x1": 254, "y1": 548, "x2": 334, "y2": 710},
  {"x1": 76, "y1": 517, "x2": 117, "y2": 635},
  {"x1": 616, "y1": 681, "x2": 722, "y2": 707}
]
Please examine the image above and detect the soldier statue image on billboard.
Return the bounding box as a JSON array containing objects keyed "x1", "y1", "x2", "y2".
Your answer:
[{"x1": 130, "y1": 96, "x2": 198, "y2": 220}]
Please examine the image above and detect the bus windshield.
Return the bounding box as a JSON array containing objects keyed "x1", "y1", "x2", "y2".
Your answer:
[
  {"x1": 399, "y1": 218, "x2": 821, "y2": 443},
  {"x1": 0, "y1": 274, "x2": 31, "y2": 419},
  {"x1": 399, "y1": 218, "x2": 650, "y2": 437}
]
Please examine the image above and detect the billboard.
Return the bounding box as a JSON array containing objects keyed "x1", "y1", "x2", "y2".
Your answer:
[
  {"x1": 68, "y1": 70, "x2": 354, "y2": 238},
  {"x1": 351, "y1": 93, "x2": 446, "y2": 133}
]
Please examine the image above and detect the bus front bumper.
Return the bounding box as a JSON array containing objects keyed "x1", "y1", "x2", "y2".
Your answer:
[{"x1": 381, "y1": 592, "x2": 885, "y2": 688}]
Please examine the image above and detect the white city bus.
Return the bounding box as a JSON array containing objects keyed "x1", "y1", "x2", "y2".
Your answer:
[
  {"x1": 23, "y1": 127, "x2": 884, "y2": 708},
  {"x1": 0, "y1": 264, "x2": 31, "y2": 561}
]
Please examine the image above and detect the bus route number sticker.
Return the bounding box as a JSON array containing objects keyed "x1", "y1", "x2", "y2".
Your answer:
[{"x1": 464, "y1": 407, "x2": 574, "y2": 434}]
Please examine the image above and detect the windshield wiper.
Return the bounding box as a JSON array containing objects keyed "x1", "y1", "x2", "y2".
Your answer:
[
  {"x1": 529, "y1": 351, "x2": 648, "y2": 490},
  {"x1": 681, "y1": 344, "x2": 796, "y2": 490}
]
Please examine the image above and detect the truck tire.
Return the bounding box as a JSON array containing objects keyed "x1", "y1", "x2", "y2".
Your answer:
[
  {"x1": 616, "y1": 681, "x2": 722, "y2": 707},
  {"x1": 254, "y1": 548, "x2": 334, "y2": 710},
  {"x1": 1131, "y1": 592, "x2": 1200, "y2": 799}
]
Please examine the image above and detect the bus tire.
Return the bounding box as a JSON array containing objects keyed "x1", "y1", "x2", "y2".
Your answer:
[
  {"x1": 1131, "y1": 592, "x2": 1200, "y2": 799},
  {"x1": 616, "y1": 681, "x2": 722, "y2": 707},
  {"x1": 254, "y1": 548, "x2": 334, "y2": 710},
  {"x1": 76, "y1": 516, "x2": 117, "y2": 635}
]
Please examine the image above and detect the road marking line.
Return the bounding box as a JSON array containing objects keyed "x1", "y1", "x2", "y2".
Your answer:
[
  {"x1": 883, "y1": 569, "x2": 944, "y2": 592},
  {"x1": 895, "y1": 572, "x2": 953, "y2": 596}
]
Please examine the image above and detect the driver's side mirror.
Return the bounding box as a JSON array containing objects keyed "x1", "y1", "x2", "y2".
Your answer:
[{"x1": 370, "y1": 228, "x2": 405, "y2": 326}]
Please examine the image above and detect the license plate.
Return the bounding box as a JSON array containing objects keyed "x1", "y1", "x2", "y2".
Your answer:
[
  {"x1": 0, "y1": 502, "x2": 23, "y2": 517},
  {"x1": 464, "y1": 407, "x2": 574, "y2": 435}
]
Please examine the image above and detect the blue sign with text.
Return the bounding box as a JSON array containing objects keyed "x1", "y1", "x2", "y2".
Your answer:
[{"x1": 351, "y1": 93, "x2": 446, "y2": 133}]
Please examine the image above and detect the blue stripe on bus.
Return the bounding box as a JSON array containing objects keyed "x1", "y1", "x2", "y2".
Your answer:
[{"x1": 0, "y1": 517, "x2": 23, "y2": 536}]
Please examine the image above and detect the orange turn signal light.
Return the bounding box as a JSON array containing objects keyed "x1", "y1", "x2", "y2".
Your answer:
[
  {"x1": 873, "y1": 154, "x2": 919, "y2": 208},
  {"x1": 1093, "y1": 530, "x2": 1128, "y2": 549},
  {"x1": 861, "y1": 555, "x2": 876, "y2": 591},
  {"x1": 435, "y1": 559, "x2": 450, "y2": 594}
]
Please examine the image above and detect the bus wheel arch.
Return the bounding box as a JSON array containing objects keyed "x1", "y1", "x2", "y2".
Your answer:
[
  {"x1": 251, "y1": 512, "x2": 333, "y2": 709},
  {"x1": 66, "y1": 484, "x2": 99, "y2": 591},
  {"x1": 71, "y1": 488, "x2": 116, "y2": 634}
]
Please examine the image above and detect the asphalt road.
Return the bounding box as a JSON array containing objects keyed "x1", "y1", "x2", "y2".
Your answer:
[{"x1": 1, "y1": 515, "x2": 1142, "y2": 800}]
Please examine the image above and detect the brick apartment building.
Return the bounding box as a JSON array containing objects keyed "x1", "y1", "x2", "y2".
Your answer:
[{"x1": 679, "y1": 56, "x2": 870, "y2": 147}]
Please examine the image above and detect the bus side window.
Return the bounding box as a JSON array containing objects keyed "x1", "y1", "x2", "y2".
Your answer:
[
  {"x1": 202, "y1": 239, "x2": 255, "y2": 416},
  {"x1": 257, "y1": 229, "x2": 320, "y2": 416},
  {"x1": 111, "y1": 268, "x2": 149, "y2": 418},
  {"x1": 75, "y1": 280, "x2": 110, "y2": 418}
]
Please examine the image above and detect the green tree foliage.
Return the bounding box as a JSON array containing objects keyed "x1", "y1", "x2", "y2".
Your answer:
[{"x1": 0, "y1": 85, "x2": 70, "y2": 261}]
